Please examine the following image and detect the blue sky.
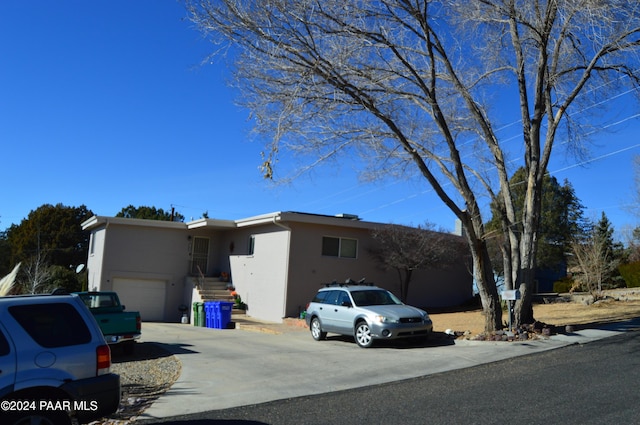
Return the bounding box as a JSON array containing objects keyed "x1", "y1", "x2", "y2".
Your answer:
[{"x1": 1, "y1": 1, "x2": 639, "y2": 241}]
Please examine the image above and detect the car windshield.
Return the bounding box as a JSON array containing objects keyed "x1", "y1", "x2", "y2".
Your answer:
[{"x1": 350, "y1": 290, "x2": 403, "y2": 307}]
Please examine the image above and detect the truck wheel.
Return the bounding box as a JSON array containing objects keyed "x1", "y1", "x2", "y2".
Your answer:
[{"x1": 122, "y1": 341, "x2": 135, "y2": 355}]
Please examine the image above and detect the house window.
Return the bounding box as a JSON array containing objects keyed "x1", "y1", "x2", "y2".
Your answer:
[
  {"x1": 89, "y1": 234, "x2": 95, "y2": 255},
  {"x1": 248, "y1": 235, "x2": 255, "y2": 255},
  {"x1": 322, "y1": 236, "x2": 358, "y2": 259},
  {"x1": 191, "y1": 236, "x2": 210, "y2": 275}
]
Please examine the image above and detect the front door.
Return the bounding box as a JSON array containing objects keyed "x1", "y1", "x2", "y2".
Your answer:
[
  {"x1": 332, "y1": 291, "x2": 355, "y2": 333},
  {"x1": 191, "y1": 237, "x2": 210, "y2": 275}
]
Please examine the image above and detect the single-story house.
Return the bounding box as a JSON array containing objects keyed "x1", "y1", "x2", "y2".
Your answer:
[{"x1": 82, "y1": 211, "x2": 473, "y2": 323}]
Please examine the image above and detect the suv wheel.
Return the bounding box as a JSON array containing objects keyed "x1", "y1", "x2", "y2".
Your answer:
[
  {"x1": 355, "y1": 321, "x2": 374, "y2": 348},
  {"x1": 310, "y1": 317, "x2": 327, "y2": 341},
  {"x1": 7, "y1": 410, "x2": 72, "y2": 425}
]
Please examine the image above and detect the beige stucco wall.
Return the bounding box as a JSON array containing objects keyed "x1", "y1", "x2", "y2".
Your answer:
[
  {"x1": 86, "y1": 228, "x2": 106, "y2": 292},
  {"x1": 284, "y1": 221, "x2": 473, "y2": 316},
  {"x1": 229, "y1": 226, "x2": 290, "y2": 323},
  {"x1": 85, "y1": 218, "x2": 236, "y2": 322}
]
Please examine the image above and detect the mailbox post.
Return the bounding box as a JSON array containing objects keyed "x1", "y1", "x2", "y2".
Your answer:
[{"x1": 501, "y1": 289, "x2": 521, "y2": 332}]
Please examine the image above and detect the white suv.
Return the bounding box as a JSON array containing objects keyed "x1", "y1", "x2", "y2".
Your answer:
[
  {"x1": 305, "y1": 283, "x2": 433, "y2": 348},
  {"x1": 0, "y1": 293, "x2": 120, "y2": 425}
]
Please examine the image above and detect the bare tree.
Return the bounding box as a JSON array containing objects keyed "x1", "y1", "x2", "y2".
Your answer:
[
  {"x1": 21, "y1": 252, "x2": 53, "y2": 294},
  {"x1": 570, "y1": 230, "x2": 619, "y2": 301},
  {"x1": 369, "y1": 223, "x2": 469, "y2": 302},
  {"x1": 187, "y1": 0, "x2": 640, "y2": 331}
]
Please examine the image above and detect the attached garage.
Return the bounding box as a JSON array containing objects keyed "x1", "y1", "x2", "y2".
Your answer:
[{"x1": 112, "y1": 278, "x2": 167, "y2": 322}]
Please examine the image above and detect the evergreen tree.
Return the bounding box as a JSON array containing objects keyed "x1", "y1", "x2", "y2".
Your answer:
[
  {"x1": 6, "y1": 204, "x2": 93, "y2": 293},
  {"x1": 116, "y1": 205, "x2": 185, "y2": 222},
  {"x1": 487, "y1": 169, "x2": 588, "y2": 280},
  {"x1": 593, "y1": 212, "x2": 625, "y2": 288},
  {"x1": 7, "y1": 204, "x2": 93, "y2": 269}
]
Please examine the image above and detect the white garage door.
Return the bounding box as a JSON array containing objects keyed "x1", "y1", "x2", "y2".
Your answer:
[{"x1": 112, "y1": 278, "x2": 166, "y2": 322}]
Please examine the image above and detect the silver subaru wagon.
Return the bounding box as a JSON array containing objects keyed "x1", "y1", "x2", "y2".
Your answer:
[{"x1": 305, "y1": 283, "x2": 433, "y2": 348}]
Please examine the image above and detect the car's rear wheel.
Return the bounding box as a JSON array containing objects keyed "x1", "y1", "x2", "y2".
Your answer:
[
  {"x1": 355, "y1": 321, "x2": 374, "y2": 348},
  {"x1": 310, "y1": 317, "x2": 327, "y2": 341}
]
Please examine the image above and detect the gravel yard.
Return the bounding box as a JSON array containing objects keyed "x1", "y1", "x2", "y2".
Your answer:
[{"x1": 89, "y1": 343, "x2": 181, "y2": 425}]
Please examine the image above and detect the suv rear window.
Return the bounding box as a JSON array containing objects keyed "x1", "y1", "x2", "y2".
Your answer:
[{"x1": 9, "y1": 303, "x2": 92, "y2": 348}]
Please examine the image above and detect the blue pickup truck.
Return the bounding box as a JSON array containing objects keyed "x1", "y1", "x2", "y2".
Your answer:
[{"x1": 74, "y1": 291, "x2": 141, "y2": 355}]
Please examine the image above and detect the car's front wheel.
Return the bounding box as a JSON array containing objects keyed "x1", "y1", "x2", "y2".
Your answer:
[
  {"x1": 310, "y1": 317, "x2": 327, "y2": 341},
  {"x1": 355, "y1": 321, "x2": 374, "y2": 348}
]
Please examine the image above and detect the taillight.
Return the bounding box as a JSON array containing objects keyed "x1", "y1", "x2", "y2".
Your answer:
[
  {"x1": 96, "y1": 344, "x2": 111, "y2": 376},
  {"x1": 136, "y1": 315, "x2": 141, "y2": 332}
]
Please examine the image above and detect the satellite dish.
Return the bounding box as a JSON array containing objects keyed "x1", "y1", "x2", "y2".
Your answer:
[{"x1": 75, "y1": 264, "x2": 85, "y2": 274}]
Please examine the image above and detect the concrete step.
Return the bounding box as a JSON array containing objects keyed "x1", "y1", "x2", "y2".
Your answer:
[
  {"x1": 199, "y1": 289, "x2": 234, "y2": 298},
  {"x1": 200, "y1": 280, "x2": 230, "y2": 290}
]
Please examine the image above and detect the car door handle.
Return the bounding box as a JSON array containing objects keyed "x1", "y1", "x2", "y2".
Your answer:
[
  {"x1": 334, "y1": 309, "x2": 338, "y2": 312},
  {"x1": 101, "y1": 319, "x2": 109, "y2": 323}
]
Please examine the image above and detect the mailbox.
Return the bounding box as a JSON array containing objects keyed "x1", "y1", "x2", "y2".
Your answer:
[{"x1": 501, "y1": 290, "x2": 521, "y2": 300}]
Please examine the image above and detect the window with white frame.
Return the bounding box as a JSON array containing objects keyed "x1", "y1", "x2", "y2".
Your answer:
[
  {"x1": 248, "y1": 235, "x2": 256, "y2": 255},
  {"x1": 321, "y1": 236, "x2": 358, "y2": 259}
]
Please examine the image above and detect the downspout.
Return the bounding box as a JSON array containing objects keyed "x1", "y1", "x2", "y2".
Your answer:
[{"x1": 273, "y1": 216, "x2": 291, "y2": 320}]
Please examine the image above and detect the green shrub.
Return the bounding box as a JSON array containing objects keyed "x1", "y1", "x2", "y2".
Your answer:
[
  {"x1": 619, "y1": 262, "x2": 640, "y2": 288},
  {"x1": 553, "y1": 277, "x2": 574, "y2": 293}
]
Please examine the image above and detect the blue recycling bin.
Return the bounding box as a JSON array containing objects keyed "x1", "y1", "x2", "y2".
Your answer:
[
  {"x1": 204, "y1": 301, "x2": 217, "y2": 328},
  {"x1": 217, "y1": 301, "x2": 234, "y2": 329}
]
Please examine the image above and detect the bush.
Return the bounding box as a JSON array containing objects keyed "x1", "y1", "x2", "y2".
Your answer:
[
  {"x1": 553, "y1": 277, "x2": 574, "y2": 293},
  {"x1": 619, "y1": 262, "x2": 640, "y2": 288}
]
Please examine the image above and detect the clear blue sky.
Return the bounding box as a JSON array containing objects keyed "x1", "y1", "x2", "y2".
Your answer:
[{"x1": 1, "y1": 1, "x2": 639, "y2": 240}]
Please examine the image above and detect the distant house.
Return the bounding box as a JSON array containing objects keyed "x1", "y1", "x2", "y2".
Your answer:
[{"x1": 82, "y1": 211, "x2": 472, "y2": 323}]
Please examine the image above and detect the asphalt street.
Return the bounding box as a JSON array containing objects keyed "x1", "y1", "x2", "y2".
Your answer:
[
  {"x1": 134, "y1": 318, "x2": 640, "y2": 424},
  {"x1": 139, "y1": 329, "x2": 640, "y2": 424}
]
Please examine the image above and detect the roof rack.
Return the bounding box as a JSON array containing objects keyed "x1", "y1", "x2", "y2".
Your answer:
[{"x1": 324, "y1": 278, "x2": 374, "y2": 287}]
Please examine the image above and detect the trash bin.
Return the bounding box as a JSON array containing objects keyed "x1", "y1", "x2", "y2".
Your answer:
[
  {"x1": 217, "y1": 301, "x2": 234, "y2": 329},
  {"x1": 193, "y1": 302, "x2": 205, "y2": 327},
  {"x1": 204, "y1": 301, "x2": 216, "y2": 328}
]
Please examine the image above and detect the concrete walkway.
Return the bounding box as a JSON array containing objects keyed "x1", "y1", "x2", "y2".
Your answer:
[{"x1": 136, "y1": 317, "x2": 640, "y2": 421}]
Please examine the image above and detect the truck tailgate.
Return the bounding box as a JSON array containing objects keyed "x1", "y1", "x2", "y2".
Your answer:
[{"x1": 93, "y1": 312, "x2": 140, "y2": 336}]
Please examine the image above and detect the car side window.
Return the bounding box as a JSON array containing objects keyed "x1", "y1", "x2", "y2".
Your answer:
[
  {"x1": 337, "y1": 291, "x2": 351, "y2": 306},
  {"x1": 324, "y1": 290, "x2": 341, "y2": 306},
  {"x1": 312, "y1": 291, "x2": 330, "y2": 303},
  {"x1": 9, "y1": 303, "x2": 92, "y2": 348},
  {"x1": 0, "y1": 329, "x2": 10, "y2": 356}
]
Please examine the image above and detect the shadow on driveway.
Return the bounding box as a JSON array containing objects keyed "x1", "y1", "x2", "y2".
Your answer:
[{"x1": 323, "y1": 331, "x2": 455, "y2": 349}]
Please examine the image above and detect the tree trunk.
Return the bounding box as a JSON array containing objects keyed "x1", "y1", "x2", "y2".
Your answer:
[
  {"x1": 474, "y1": 245, "x2": 502, "y2": 333},
  {"x1": 398, "y1": 268, "x2": 412, "y2": 303},
  {"x1": 463, "y1": 220, "x2": 502, "y2": 332},
  {"x1": 514, "y1": 171, "x2": 542, "y2": 326}
]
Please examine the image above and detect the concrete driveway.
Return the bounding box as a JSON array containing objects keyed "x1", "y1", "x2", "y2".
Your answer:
[{"x1": 136, "y1": 319, "x2": 634, "y2": 421}]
